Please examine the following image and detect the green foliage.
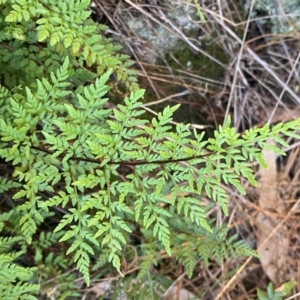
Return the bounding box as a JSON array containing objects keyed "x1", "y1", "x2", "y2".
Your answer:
[
  {"x1": 1, "y1": 0, "x2": 300, "y2": 298},
  {"x1": 256, "y1": 281, "x2": 295, "y2": 300},
  {"x1": 0, "y1": 212, "x2": 38, "y2": 300},
  {"x1": 189, "y1": 0, "x2": 205, "y2": 22},
  {"x1": 32, "y1": 231, "x2": 82, "y2": 299},
  {"x1": 0, "y1": 0, "x2": 138, "y2": 90}
]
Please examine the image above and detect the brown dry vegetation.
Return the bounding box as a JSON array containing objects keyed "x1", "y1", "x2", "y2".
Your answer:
[{"x1": 62, "y1": 0, "x2": 300, "y2": 299}]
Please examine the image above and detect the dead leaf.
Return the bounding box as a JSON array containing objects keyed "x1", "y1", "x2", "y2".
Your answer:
[{"x1": 256, "y1": 139, "x2": 289, "y2": 285}]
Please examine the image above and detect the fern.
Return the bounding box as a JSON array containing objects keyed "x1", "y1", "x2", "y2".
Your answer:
[
  {"x1": 1, "y1": 0, "x2": 138, "y2": 90},
  {"x1": 0, "y1": 214, "x2": 38, "y2": 300},
  {"x1": 1, "y1": 0, "x2": 300, "y2": 295},
  {"x1": 2, "y1": 56, "x2": 299, "y2": 283}
]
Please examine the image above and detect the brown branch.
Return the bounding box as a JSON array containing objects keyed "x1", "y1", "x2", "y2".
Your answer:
[
  {"x1": 0, "y1": 43, "x2": 15, "y2": 51},
  {"x1": 31, "y1": 145, "x2": 212, "y2": 166}
]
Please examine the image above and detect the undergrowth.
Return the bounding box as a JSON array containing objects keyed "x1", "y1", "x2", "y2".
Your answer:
[{"x1": 1, "y1": 0, "x2": 300, "y2": 298}]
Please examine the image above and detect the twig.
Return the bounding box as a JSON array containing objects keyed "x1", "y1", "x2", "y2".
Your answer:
[
  {"x1": 209, "y1": 11, "x2": 300, "y2": 105},
  {"x1": 215, "y1": 197, "x2": 300, "y2": 299}
]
